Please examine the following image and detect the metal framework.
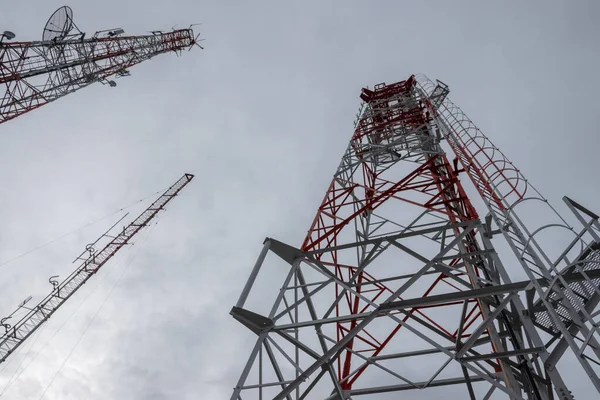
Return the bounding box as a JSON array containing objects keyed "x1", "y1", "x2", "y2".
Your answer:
[
  {"x1": 0, "y1": 173, "x2": 194, "y2": 364},
  {"x1": 0, "y1": 8, "x2": 199, "y2": 124},
  {"x1": 231, "y1": 75, "x2": 600, "y2": 399}
]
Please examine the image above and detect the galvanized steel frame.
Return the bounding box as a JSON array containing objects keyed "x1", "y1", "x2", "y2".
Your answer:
[
  {"x1": 417, "y1": 74, "x2": 600, "y2": 394},
  {"x1": 230, "y1": 77, "x2": 571, "y2": 399},
  {"x1": 0, "y1": 29, "x2": 196, "y2": 124}
]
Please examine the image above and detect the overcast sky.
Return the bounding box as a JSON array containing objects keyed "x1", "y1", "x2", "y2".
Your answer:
[{"x1": 0, "y1": 0, "x2": 599, "y2": 399}]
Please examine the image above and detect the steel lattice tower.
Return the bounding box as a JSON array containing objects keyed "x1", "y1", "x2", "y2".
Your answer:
[
  {"x1": 0, "y1": 173, "x2": 194, "y2": 364},
  {"x1": 0, "y1": 6, "x2": 200, "y2": 125},
  {"x1": 230, "y1": 75, "x2": 600, "y2": 399}
]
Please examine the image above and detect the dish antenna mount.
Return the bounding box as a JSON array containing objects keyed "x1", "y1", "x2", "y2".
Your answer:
[
  {"x1": 1, "y1": 31, "x2": 15, "y2": 41},
  {"x1": 42, "y1": 6, "x2": 79, "y2": 41}
]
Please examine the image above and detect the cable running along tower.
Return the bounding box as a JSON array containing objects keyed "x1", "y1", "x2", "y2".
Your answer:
[
  {"x1": 0, "y1": 173, "x2": 194, "y2": 364},
  {"x1": 231, "y1": 75, "x2": 600, "y2": 399},
  {"x1": 0, "y1": 6, "x2": 201, "y2": 125}
]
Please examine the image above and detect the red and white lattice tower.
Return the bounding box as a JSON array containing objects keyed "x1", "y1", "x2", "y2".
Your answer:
[
  {"x1": 0, "y1": 6, "x2": 200, "y2": 125},
  {"x1": 0, "y1": 173, "x2": 194, "y2": 364},
  {"x1": 230, "y1": 75, "x2": 600, "y2": 399}
]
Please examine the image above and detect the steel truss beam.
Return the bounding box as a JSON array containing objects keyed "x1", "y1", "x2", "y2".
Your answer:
[{"x1": 231, "y1": 224, "x2": 571, "y2": 399}]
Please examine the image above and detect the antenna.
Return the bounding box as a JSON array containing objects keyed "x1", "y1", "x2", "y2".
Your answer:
[
  {"x1": 42, "y1": 6, "x2": 74, "y2": 41},
  {"x1": 188, "y1": 23, "x2": 205, "y2": 50},
  {"x1": 0, "y1": 174, "x2": 195, "y2": 364},
  {"x1": 92, "y1": 28, "x2": 125, "y2": 39},
  {"x1": 1, "y1": 31, "x2": 15, "y2": 41},
  {"x1": 108, "y1": 28, "x2": 124, "y2": 37},
  {"x1": 0, "y1": 8, "x2": 199, "y2": 125},
  {"x1": 115, "y1": 69, "x2": 131, "y2": 78}
]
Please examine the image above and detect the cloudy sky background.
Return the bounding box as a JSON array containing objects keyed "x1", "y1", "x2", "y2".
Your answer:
[{"x1": 0, "y1": 0, "x2": 599, "y2": 398}]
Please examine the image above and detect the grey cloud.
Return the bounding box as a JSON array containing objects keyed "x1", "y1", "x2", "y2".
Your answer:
[{"x1": 0, "y1": 0, "x2": 598, "y2": 399}]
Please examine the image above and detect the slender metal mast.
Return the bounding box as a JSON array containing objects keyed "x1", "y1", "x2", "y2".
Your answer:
[
  {"x1": 0, "y1": 6, "x2": 201, "y2": 125},
  {"x1": 0, "y1": 173, "x2": 194, "y2": 364}
]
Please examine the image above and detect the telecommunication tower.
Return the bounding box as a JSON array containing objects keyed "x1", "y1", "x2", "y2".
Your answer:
[
  {"x1": 0, "y1": 173, "x2": 193, "y2": 363},
  {"x1": 0, "y1": 6, "x2": 201, "y2": 125},
  {"x1": 230, "y1": 75, "x2": 600, "y2": 399}
]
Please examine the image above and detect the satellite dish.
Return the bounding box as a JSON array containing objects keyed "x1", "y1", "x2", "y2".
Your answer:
[
  {"x1": 42, "y1": 6, "x2": 74, "y2": 41},
  {"x1": 2, "y1": 31, "x2": 15, "y2": 40}
]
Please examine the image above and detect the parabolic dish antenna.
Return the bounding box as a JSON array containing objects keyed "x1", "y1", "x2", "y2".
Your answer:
[{"x1": 42, "y1": 6, "x2": 74, "y2": 41}]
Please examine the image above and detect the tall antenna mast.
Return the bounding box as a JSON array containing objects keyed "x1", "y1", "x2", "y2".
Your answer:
[
  {"x1": 0, "y1": 6, "x2": 201, "y2": 125},
  {"x1": 230, "y1": 76, "x2": 599, "y2": 399},
  {"x1": 0, "y1": 173, "x2": 194, "y2": 363}
]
